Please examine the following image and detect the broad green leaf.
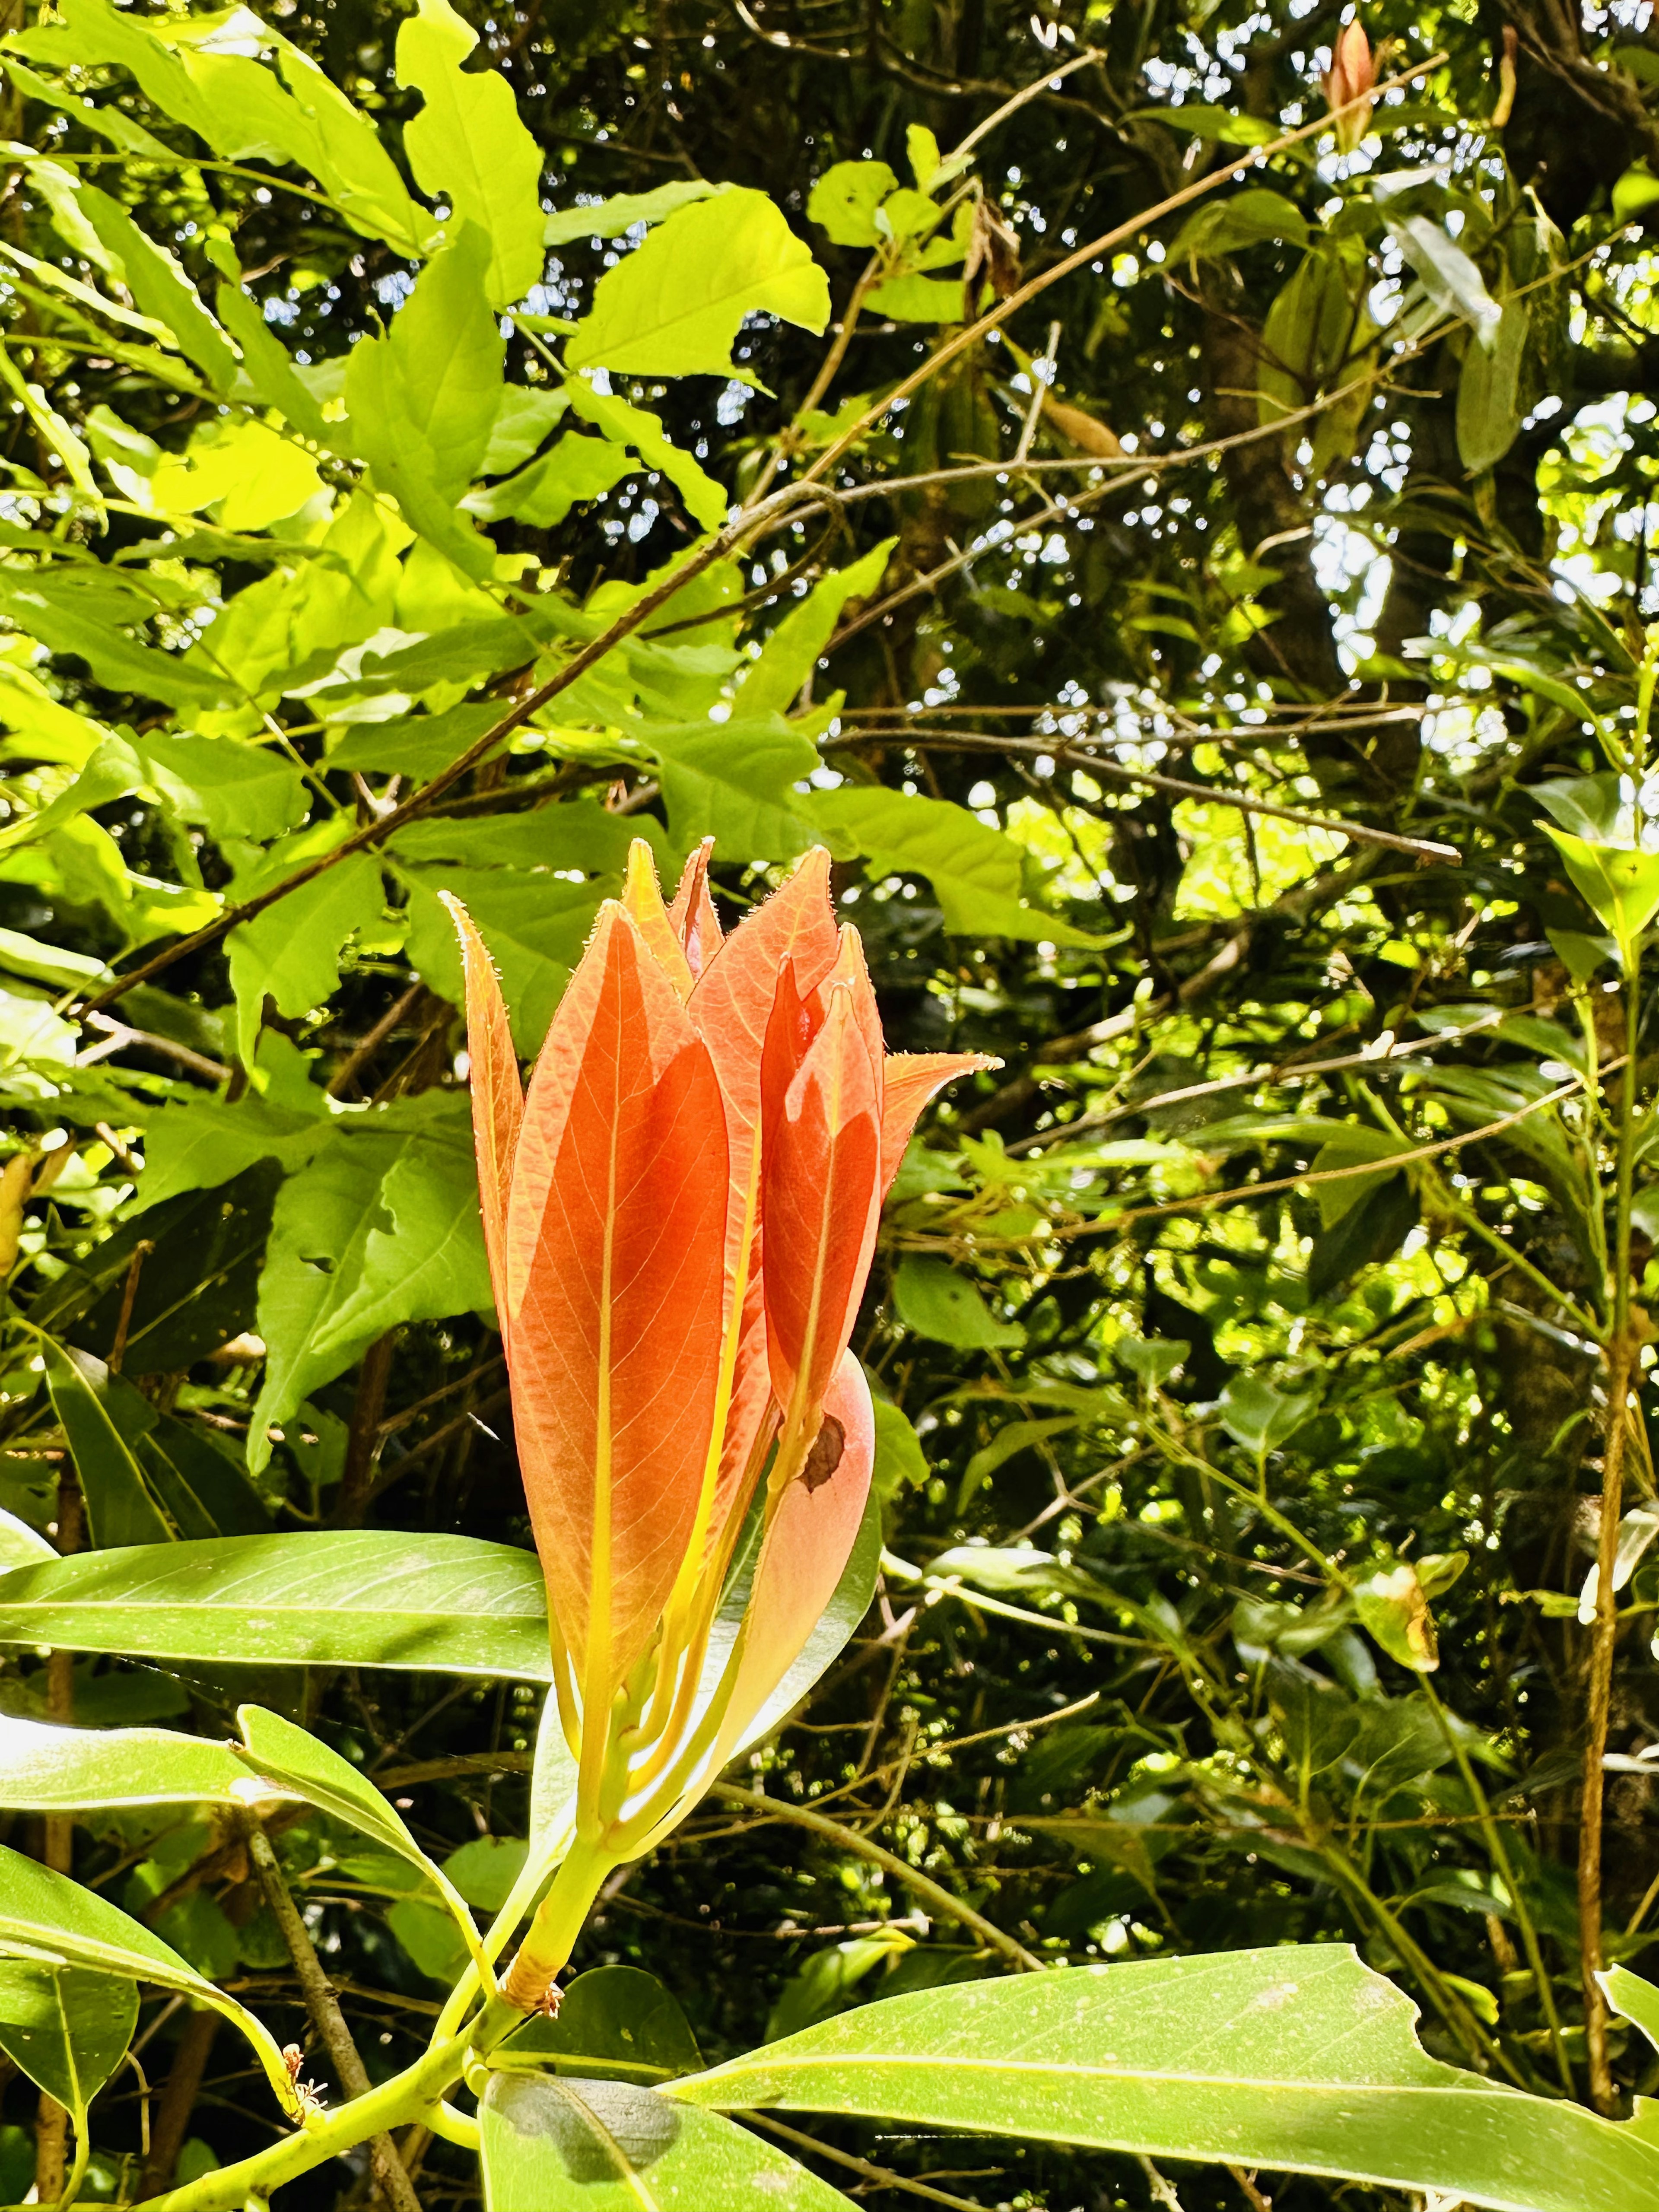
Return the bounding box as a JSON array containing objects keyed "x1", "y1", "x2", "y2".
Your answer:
[
  {"x1": 0, "y1": 1530, "x2": 554, "y2": 1678},
  {"x1": 444, "y1": 1836, "x2": 530, "y2": 1913},
  {"x1": 389, "y1": 799, "x2": 637, "y2": 878},
  {"x1": 400, "y1": 867, "x2": 610, "y2": 1057},
  {"x1": 226, "y1": 850, "x2": 385, "y2": 1070},
  {"x1": 389, "y1": 1897, "x2": 471, "y2": 1983},
  {"x1": 806, "y1": 160, "x2": 899, "y2": 247},
  {"x1": 465, "y1": 433, "x2": 635, "y2": 528},
  {"x1": 0, "y1": 1512, "x2": 53, "y2": 1572},
  {"x1": 0, "y1": 1714, "x2": 274, "y2": 1811},
  {"x1": 44, "y1": 1343, "x2": 175, "y2": 1549},
  {"x1": 545, "y1": 182, "x2": 723, "y2": 247},
  {"x1": 861, "y1": 272, "x2": 966, "y2": 321},
  {"x1": 235, "y1": 1706, "x2": 484, "y2": 1963},
  {"x1": 0, "y1": 1961, "x2": 136, "y2": 2126},
  {"x1": 1170, "y1": 187, "x2": 1309, "y2": 261},
  {"x1": 767, "y1": 1931, "x2": 912, "y2": 2043},
  {"x1": 1538, "y1": 824, "x2": 1659, "y2": 953},
  {"x1": 137, "y1": 732, "x2": 308, "y2": 844},
  {"x1": 1354, "y1": 1557, "x2": 1440, "y2": 1672},
  {"x1": 1131, "y1": 103, "x2": 1281, "y2": 145},
  {"x1": 810, "y1": 786, "x2": 1103, "y2": 944},
  {"x1": 566, "y1": 190, "x2": 829, "y2": 379},
  {"x1": 480, "y1": 2073, "x2": 850, "y2": 2212},
  {"x1": 328, "y1": 701, "x2": 504, "y2": 782},
  {"x1": 892, "y1": 1255, "x2": 1023, "y2": 1350},
  {"x1": 648, "y1": 716, "x2": 819, "y2": 861},
  {"x1": 1457, "y1": 296, "x2": 1529, "y2": 473},
  {"x1": 479, "y1": 386, "x2": 570, "y2": 475},
  {"x1": 735, "y1": 539, "x2": 894, "y2": 716},
  {"x1": 1217, "y1": 1374, "x2": 1319, "y2": 1457},
  {"x1": 1387, "y1": 214, "x2": 1502, "y2": 347},
  {"x1": 499, "y1": 1966, "x2": 701, "y2": 2083},
  {"x1": 564, "y1": 380, "x2": 727, "y2": 530},
  {"x1": 136, "y1": 1411, "x2": 272, "y2": 1541},
  {"x1": 1614, "y1": 160, "x2": 1659, "y2": 225},
  {"x1": 341, "y1": 233, "x2": 502, "y2": 577},
  {"x1": 150, "y1": 416, "x2": 325, "y2": 532},
  {"x1": 1257, "y1": 249, "x2": 1355, "y2": 426},
  {"x1": 247, "y1": 1110, "x2": 492, "y2": 1469},
  {"x1": 397, "y1": 0, "x2": 544, "y2": 307},
  {"x1": 671, "y1": 1943, "x2": 1659, "y2": 2212},
  {"x1": 0, "y1": 1841, "x2": 301, "y2": 2120},
  {"x1": 906, "y1": 125, "x2": 941, "y2": 190}
]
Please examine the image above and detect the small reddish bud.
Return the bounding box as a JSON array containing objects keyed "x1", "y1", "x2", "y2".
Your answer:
[{"x1": 1322, "y1": 19, "x2": 1376, "y2": 153}]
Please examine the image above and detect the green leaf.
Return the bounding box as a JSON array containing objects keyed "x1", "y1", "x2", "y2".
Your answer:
[
  {"x1": 444, "y1": 1835, "x2": 530, "y2": 1913},
  {"x1": 0, "y1": 1961, "x2": 136, "y2": 2125},
  {"x1": 1169, "y1": 187, "x2": 1309, "y2": 261},
  {"x1": 343, "y1": 230, "x2": 504, "y2": 575},
  {"x1": 1457, "y1": 297, "x2": 1529, "y2": 473},
  {"x1": 870, "y1": 1393, "x2": 928, "y2": 1503},
  {"x1": 388, "y1": 1896, "x2": 471, "y2": 1983},
  {"x1": 327, "y1": 701, "x2": 504, "y2": 782},
  {"x1": 235, "y1": 1706, "x2": 484, "y2": 1962},
  {"x1": 396, "y1": 0, "x2": 545, "y2": 307},
  {"x1": 501, "y1": 1965, "x2": 702, "y2": 2082},
  {"x1": 0, "y1": 575, "x2": 224, "y2": 712},
  {"x1": 0, "y1": 1530, "x2": 554, "y2": 1678},
  {"x1": 1614, "y1": 160, "x2": 1659, "y2": 225},
  {"x1": 671, "y1": 1943, "x2": 1659, "y2": 2212},
  {"x1": 226, "y1": 850, "x2": 385, "y2": 1070},
  {"x1": 860, "y1": 272, "x2": 966, "y2": 322},
  {"x1": 214, "y1": 279, "x2": 330, "y2": 444},
  {"x1": 564, "y1": 379, "x2": 728, "y2": 530},
  {"x1": 892, "y1": 1256, "x2": 1023, "y2": 1351},
  {"x1": 1216, "y1": 1374, "x2": 1319, "y2": 1457},
  {"x1": 73, "y1": 183, "x2": 237, "y2": 389},
  {"x1": 43, "y1": 1343, "x2": 175, "y2": 1549},
  {"x1": 399, "y1": 868, "x2": 609, "y2": 1056},
  {"x1": 1386, "y1": 215, "x2": 1502, "y2": 347},
  {"x1": 1539, "y1": 824, "x2": 1659, "y2": 953},
  {"x1": 810, "y1": 785, "x2": 1103, "y2": 944},
  {"x1": 478, "y1": 386, "x2": 570, "y2": 476},
  {"x1": 1353, "y1": 1557, "x2": 1440, "y2": 1672},
  {"x1": 806, "y1": 159, "x2": 899, "y2": 247},
  {"x1": 566, "y1": 190, "x2": 829, "y2": 379},
  {"x1": 647, "y1": 716, "x2": 819, "y2": 862},
  {"x1": 1601, "y1": 1964, "x2": 1659, "y2": 2054},
  {"x1": 1131, "y1": 103, "x2": 1282, "y2": 145},
  {"x1": 735, "y1": 540, "x2": 893, "y2": 716},
  {"x1": 545, "y1": 182, "x2": 725, "y2": 247},
  {"x1": 0, "y1": 1713, "x2": 276, "y2": 1811},
  {"x1": 465, "y1": 432, "x2": 635, "y2": 527},
  {"x1": 137, "y1": 732, "x2": 308, "y2": 843},
  {"x1": 247, "y1": 1110, "x2": 492, "y2": 1470},
  {"x1": 480, "y1": 2073, "x2": 851, "y2": 2212},
  {"x1": 137, "y1": 1413, "x2": 272, "y2": 1541},
  {"x1": 0, "y1": 1840, "x2": 300, "y2": 2119}
]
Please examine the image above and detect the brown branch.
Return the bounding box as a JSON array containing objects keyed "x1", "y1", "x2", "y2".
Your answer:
[
  {"x1": 1581, "y1": 1333, "x2": 1634, "y2": 2114},
  {"x1": 242, "y1": 1816, "x2": 424, "y2": 2212}
]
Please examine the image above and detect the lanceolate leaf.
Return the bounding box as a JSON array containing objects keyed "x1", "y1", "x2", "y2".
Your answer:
[
  {"x1": 0, "y1": 1714, "x2": 273, "y2": 1810},
  {"x1": 44, "y1": 1342, "x2": 175, "y2": 1548},
  {"x1": 0, "y1": 1531, "x2": 554, "y2": 1678},
  {"x1": 480, "y1": 2073, "x2": 851, "y2": 2212},
  {"x1": 671, "y1": 1945, "x2": 1659, "y2": 2212},
  {"x1": 503, "y1": 905, "x2": 729, "y2": 1706}
]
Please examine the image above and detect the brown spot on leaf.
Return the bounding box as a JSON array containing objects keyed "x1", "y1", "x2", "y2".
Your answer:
[{"x1": 801, "y1": 1415, "x2": 845, "y2": 1493}]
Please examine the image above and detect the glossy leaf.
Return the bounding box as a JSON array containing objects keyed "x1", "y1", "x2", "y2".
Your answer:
[
  {"x1": 480, "y1": 2072, "x2": 850, "y2": 2212},
  {"x1": 0, "y1": 1531, "x2": 554, "y2": 1678},
  {"x1": 499, "y1": 1965, "x2": 702, "y2": 2082},
  {"x1": 672, "y1": 1943, "x2": 1659, "y2": 2212},
  {"x1": 0, "y1": 1714, "x2": 273, "y2": 1811},
  {"x1": 44, "y1": 1342, "x2": 175, "y2": 1549},
  {"x1": 735, "y1": 540, "x2": 894, "y2": 718},
  {"x1": 0, "y1": 1961, "x2": 136, "y2": 2124},
  {"x1": 0, "y1": 1843, "x2": 301, "y2": 2120}
]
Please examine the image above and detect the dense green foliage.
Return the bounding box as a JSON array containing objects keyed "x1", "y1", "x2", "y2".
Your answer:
[{"x1": 8, "y1": 0, "x2": 1659, "y2": 2203}]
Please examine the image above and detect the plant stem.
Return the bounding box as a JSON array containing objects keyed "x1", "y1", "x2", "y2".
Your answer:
[
  {"x1": 242, "y1": 1817, "x2": 424, "y2": 2212},
  {"x1": 489, "y1": 1836, "x2": 613, "y2": 2021},
  {"x1": 129, "y1": 2034, "x2": 471, "y2": 2212},
  {"x1": 1419, "y1": 1675, "x2": 1573, "y2": 2094},
  {"x1": 1582, "y1": 881, "x2": 1645, "y2": 2116},
  {"x1": 712, "y1": 1785, "x2": 1043, "y2": 1971}
]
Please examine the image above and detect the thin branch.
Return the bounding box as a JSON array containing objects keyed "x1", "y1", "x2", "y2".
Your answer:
[
  {"x1": 710, "y1": 1785, "x2": 1044, "y2": 1971},
  {"x1": 747, "y1": 2112, "x2": 998, "y2": 2212}
]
